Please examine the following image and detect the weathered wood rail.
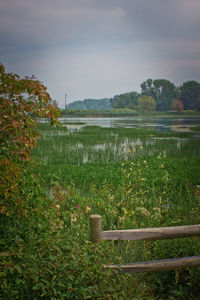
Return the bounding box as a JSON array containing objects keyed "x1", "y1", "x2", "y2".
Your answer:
[{"x1": 90, "y1": 214, "x2": 200, "y2": 273}]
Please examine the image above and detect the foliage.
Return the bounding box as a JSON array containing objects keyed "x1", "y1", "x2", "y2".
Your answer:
[
  {"x1": 2, "y1": 136, "x2": 200, "y2": 298},
  {"x1": 110, "y1": 91, "x2": 139, "y2": 109},
  {"x1": 140, "y1": 79, "x2": 177, "y2": 111},
  {"x1": 194, "y1": 95, "x2": 200, "y2": 111},
  {"x1": 31, "y1": 124, "x2": 200, "y2": 298},
  {"x1": 180, "y1": 80, "x2": 200, "y2": 110},
  {"x1": 67, "y1": 98, "x2": 111, "y2": 110},
  {"x1": 66, "y1": 79, "x2": 200, "y2": 113},
  {"x1": 0, "y1": 191, "x2": 113, "y2": 299},
  {"x1": 137, "y1": 95, "x2": 156, "y2": 113},
  {"x1": 62, "y1": 108, "x2": 138, "y2": 117},
  {"x1": 30, "y1": 123, "x2": 200, "y2": 299},
  {"x1": 1, "y1": 61, "x2": 200, "y2": 298},
  {"x1": 0, "y1": 62, "x2": 61, "y2": 215}
]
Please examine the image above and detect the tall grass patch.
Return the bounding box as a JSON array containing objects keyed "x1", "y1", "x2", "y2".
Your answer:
[{"x1": 2, "y1": 123, "x2": 199, "y2": 299}]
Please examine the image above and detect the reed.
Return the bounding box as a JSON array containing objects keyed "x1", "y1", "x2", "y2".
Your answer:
[{"x1": 30, "y1": 122, "x2": 200, "y2": 298}]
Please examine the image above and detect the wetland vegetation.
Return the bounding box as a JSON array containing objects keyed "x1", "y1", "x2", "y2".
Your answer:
[
  {"x1": 2, "y1": 115, "x2": 200, "y2": 299},
  {"x1": 1, "y1": 63, "x2": 200, "y2": 299},
  {"x1": 29, "y1": 121, "x2": 200, "y2": 299}
]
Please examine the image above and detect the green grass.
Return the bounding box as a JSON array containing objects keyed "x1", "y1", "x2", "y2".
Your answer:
[
  {"x1": 33, "y1": 124, "x2": 200, "y2": 230},
  {"x1": 14, "y1": 123, "x2": 199, "y2": 299},
  {"x1": 33, "y1": 124, "x2": 198, "y2": 190}
]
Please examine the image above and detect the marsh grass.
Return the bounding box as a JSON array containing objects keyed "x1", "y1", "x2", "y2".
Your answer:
[
  {"x1": 30, "y1": 123, "x2": 200, "y2": 298},
  {"x1": 33, "y1": 125, "x2": 199, "y2": 189}
]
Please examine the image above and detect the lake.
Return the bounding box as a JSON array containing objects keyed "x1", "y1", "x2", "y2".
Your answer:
[{"x1": 60, "y1": 117, "x2": 200, "y2": 133}]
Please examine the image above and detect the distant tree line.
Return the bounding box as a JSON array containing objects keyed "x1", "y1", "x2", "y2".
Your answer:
[
  {"x1": 110, "y1": 79, "x2": 200, "y2": 113},
  {"x1": 67, "y1": 98, "x2": 111, "y2": 110},
  {"x1": 62, "y1": 108, "x2": 138, "y2": 117},
  {"x1": 63, "y1": 79, "x2": 200, "y2": 114}
]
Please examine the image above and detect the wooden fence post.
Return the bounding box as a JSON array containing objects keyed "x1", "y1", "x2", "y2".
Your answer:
[
  {"x1": 90, "y1": 214, "x2": 102, "y2": 243},
  {"x1": 89, "y1": 215, "x2": 200, "y2": 273}
]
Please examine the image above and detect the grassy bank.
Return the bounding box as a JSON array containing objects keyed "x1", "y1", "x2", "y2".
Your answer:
[
  {"x1": 31, "y1": 124, "x2": 200, "y2": 299},
  {"x1": 61, "y1": 108, "x2": 200, "y2": 118},
  {"x1": 2, "y1": 123, "x2": 200, "y2": 299}
]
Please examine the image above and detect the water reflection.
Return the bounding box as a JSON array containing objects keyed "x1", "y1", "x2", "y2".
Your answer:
[
  {"x1": 60, "y1": 117, "x2": 200, "y2": 133},
  {"x1": 62, "y1": 136, "x2": 191, "y2": 163}
]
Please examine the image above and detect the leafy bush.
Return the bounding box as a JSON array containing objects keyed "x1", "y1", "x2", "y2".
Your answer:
[
  {"x1": 0, "y1": 64, "x2": 149, "y2": 299},
  {"x1": 1, "y1": 63, "x2": 200, "y2": 299},
  {"x1": 0, "y1": 63, "x2": 60, "y2": 216}
]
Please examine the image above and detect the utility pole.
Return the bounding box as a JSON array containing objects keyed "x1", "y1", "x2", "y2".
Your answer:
[{"x1": 65, "y1": 93, "x2": 67, "y2": 109}]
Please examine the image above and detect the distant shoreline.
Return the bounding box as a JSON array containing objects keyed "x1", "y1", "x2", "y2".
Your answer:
[{"x1": 60, "y1": 109, "x2": 200, "y2": 118}]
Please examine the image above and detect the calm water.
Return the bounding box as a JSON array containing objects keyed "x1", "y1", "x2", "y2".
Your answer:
[
  {"x1": 38, "y1": 116, "x2": 200, "y2": 162},
  {"x1": 60, "y1": 117, "x2": 200, "y2": 133}
]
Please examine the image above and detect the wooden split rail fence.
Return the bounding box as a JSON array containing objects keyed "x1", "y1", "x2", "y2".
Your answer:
[{"x1": 90, "y1": 214, "x2": 200, "y2": 273}]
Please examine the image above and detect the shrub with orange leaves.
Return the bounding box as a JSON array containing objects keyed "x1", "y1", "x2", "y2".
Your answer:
[{"x1": 0, "y1": 63, "x2": 61, "y2": 215}]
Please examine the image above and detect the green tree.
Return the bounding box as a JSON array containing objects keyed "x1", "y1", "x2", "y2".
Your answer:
[
  {"x1": 68, "y1": 98, "x2": 111, "y2": 110},
  {"x1": 137, "y1": 95, "x2": 156, "y2": 113},
  {"x1": 194, "y1": 96, "x2": 200, "y2": 111},
  {"x1": 0, "y1": 63, "x2": 60, "y2": 215},
  {"x1": 140, "y1": 79, "x2": 156, "y2": 99},
  {"x1": 141, "y1": 79, "x2": 177, "y2": 111},
  {"x1": 180, "y1": 80, "x2": 200, "y2": 110},
  {"x1": 110, "y1": 91, "x2": 139, "y2": 109}
]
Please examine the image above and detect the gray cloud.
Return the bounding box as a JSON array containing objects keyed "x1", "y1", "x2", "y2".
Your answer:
[{"x1": 0, "y1": 0, "x2": 200, "y2": 105}]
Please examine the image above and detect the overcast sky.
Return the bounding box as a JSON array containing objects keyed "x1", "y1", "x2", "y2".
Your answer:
[{"x1": 1, "y1": 0, "x2": 200, "y2": 106}]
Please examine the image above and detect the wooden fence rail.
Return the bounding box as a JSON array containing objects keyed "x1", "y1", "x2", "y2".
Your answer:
[{"x1": 90, "y1": 214, "x2": 200, "y2": 273}]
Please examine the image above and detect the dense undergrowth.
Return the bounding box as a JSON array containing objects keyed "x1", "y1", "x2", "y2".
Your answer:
[{"x1": 1, "y1": 123, "x2": 200, "y2": 299}]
